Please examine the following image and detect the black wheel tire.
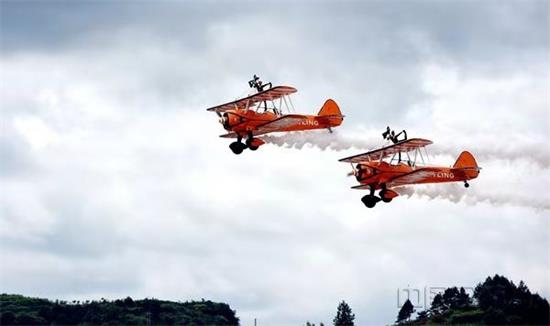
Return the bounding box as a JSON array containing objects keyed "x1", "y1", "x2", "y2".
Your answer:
[
  {"x1": 379, "y1": 190, "x2": 392, "y2": 203},
  {"x1": 229, "y1": 142, "x2": 244, "y2": 155},
  {"x1": 249, "y1": 145, "x2": 259, "y2": 151},
  {"x1": 361, "y1": 195, "x2": 376, "y2": 208},
  {"x1": 464, "y1": 182, "x2": 470, "y2": 188}
]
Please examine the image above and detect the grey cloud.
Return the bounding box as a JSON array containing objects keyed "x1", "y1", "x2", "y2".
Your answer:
[
  {"x1": 0, "y1": 132, "x2": 34, "y2": 177},
  {"x1": 4, "y1": 1, "x2": 547, "y2": 64},
  {"x1": 1, "y1": 2, "x2": 218, "y2": 54},
  {"x1": 1, "y1": 1, "x2": 549, "y2": 325},
  {"x1": 4, "y1": 0, "x2": 546, "y2": 126}
]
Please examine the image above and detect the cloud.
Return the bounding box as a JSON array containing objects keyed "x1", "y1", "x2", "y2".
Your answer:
[{"x1": 1, "y1": 1, "x2": 549, "y2": 325}]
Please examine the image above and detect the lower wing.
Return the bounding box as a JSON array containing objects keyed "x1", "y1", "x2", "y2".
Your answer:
[
  {"x1": 256, "y1": 115, "x2": 308, "y2": 132},
  {"x1": 219, "y1": 131, "x2": 269, "y2": 138},
  {"x1": 351, "y1": 169, "x2": 434, "y2": 189},
  {"x1": 219, "y1": 115, "x2": 310, "y2": 138},
  {"x1": 386, "y1": 169, "x2": 433, "y2": 187}
]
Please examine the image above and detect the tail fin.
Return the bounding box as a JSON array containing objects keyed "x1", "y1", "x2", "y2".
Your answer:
[
  {"x1": 453, "y1": 151, "x2": 481, "y2": 180},
  {"x1": 453, "y1": 151, "x2": 478, "y2": 168},
  {"x1": 318, "y1": 99, "x2": 342, "y2": 117}
]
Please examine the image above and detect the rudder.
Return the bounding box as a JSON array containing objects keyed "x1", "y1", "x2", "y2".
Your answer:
[
  {"x1": 318, "y1": 99, "x2": 342, "y2": 117},
  {"x1": 453, "y1": 151, "x2": 478, "y2": 168}
]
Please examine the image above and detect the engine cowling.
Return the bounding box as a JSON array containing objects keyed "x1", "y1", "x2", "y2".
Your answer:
[
  {"x1": 220, "y1": 113, "x2": 242, "y2": 130},
  {"x1": 355, "y1": 164, "x2": 376, "y2": 181}
]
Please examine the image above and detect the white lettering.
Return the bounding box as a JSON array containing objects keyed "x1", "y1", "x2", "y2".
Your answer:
[
  {"x1": 300, "y1": 120, "x2": 319, "y2": 126},
  {"x1": 435, "y1": 172, "x2": 454, "y2": 178}
]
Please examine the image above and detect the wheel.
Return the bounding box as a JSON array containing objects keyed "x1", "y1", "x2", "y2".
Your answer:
[
  {"x1": 249, "y1": 145, "x2": 259, "y2": 151},
  {"x1": 361, "y1": 195, "x2": 377, "y2": 208},
  {"x1": 464, "y1": 181, "x2": 470, "y2": 188},
  {"x1": 379, "y1": 190, "x2": 393, "y2": 203},
  {"x1": 229, "y1": 142, "x2": 245, "y2": 154}
]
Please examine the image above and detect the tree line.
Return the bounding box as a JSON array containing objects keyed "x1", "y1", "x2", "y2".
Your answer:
[
  {"x1": 396, "y1": 274, "x2": 549, "y2": 325},
  {"x1": 308, "y1": 274, "x2": 549, "y2": 325},
  {"x1": 1, "y1": 274, "x2": 547, "y2": 325},
  {"x1": 0, "y1": 295, "x2": 238, "y2": 325}
]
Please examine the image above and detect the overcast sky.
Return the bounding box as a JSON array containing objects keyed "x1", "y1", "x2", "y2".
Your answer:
[{"x1": 1, "y1": 1, "x2": 549, "y2": 325}]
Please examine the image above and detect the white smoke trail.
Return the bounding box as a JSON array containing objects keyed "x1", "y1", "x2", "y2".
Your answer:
[
  {"x1": 262, "y1": 131, "x2": 550, "y2": 168},
  {"x1": 262, "y1": 130, "x2": 379, "y2": 151},
  {"x1": 263, "y1": 130, "x2": 549, "y2": 210},
  {"x1": 431, "y1": 143, "x2": 550, "y2": 169},
  {"x1": 394, "y1": 185, "x2": 550, "y2": 211}
]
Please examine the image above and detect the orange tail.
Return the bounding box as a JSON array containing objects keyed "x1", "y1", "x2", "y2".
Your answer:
[
  {"x1": 453, "y1": 151, "x2": 480, "y2": 179},
  {"x1": 453, "y1": 151, "x2": 478, "y2": 168},
  {"x1": 317, "y1": 99, "x2": 343, "y2": 127},
  {"x1": 318, "y1": 99, "x2": 342, "y2": 117}
]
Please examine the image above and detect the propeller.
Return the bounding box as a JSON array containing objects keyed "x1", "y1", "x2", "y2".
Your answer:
[
  {"x1": 347, "y1": 164, "x2": 360, "y2": 177},
  {"x1": 220, "y1": 112, "x2": 232, "y2": 130}
]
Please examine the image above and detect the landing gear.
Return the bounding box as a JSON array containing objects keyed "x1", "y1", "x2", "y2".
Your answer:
[
  {"x1": 229, "y1": 135, "x2": 247, "y2": 155},
  {"x1": 379, "y1": 184, "x2": 393, "y2": 203},
  {"x1": 361, "y1": 194, "x2": 381, "y2": 208},
  {"x1": 245, "y1": 131, "x2": 264, "y2": 151},
  {"x1": 379, "y1": 190, "x2": 393, "y2": 203},
  {"x1": 229, "y1": 133, "x2": 265, "y2": 154},
  {"x1": 246, "y1": 131, "x2": 259, "y2": 151},
  {"x1": 361, "y1": 185, "x2": 381, "y2": 208},
  {"x1": 464, "y1": 181, "x2": 470, "y2": 188},
  {"x1": 229, "y1": 141, "x2": 247, "y2": 154}
]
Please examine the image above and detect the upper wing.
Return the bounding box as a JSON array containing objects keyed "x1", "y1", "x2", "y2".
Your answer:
[
  {"x1": 206, "y1": 86, "x2": 297, "y2": 113},
  {"x1": 339, "y1": 138, "x2": 433, "y2": 163}
]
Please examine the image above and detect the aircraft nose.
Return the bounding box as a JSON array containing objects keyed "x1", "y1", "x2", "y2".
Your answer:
[
  {"x1": 220, "y1": 113, "x2": 230, "y2": 130},
  {"x1": 354, "y1": 164, "x2": 373, "y2": 181}
]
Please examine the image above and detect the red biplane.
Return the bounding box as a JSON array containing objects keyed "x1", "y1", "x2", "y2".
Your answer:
[
  {"x1": 207, "y1": 75, "x2": 344, "y2": 154},
  {"x1": 339, "y1": 127, "x2": 481, "y2": 208}
]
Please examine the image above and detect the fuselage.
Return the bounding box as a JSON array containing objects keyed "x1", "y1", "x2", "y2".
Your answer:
[
  {"x1": 220, "y1": 109, "x2": 342, "y2": 136},
  {"x1": 355, "y1": 161, "x2": 480, "y2": 189}
]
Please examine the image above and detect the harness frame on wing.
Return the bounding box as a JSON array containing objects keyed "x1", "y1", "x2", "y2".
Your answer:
[
  {"x1": 339, "y1": 138, "x2": 433, "y2": 167},
  {"x1": 206, "y1": 86, "x2": 298, "y2": 116}
]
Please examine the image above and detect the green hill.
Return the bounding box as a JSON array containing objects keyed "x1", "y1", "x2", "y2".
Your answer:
[{"x1": 0, "y1": 294, "x2": 239, "y2": 325}]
